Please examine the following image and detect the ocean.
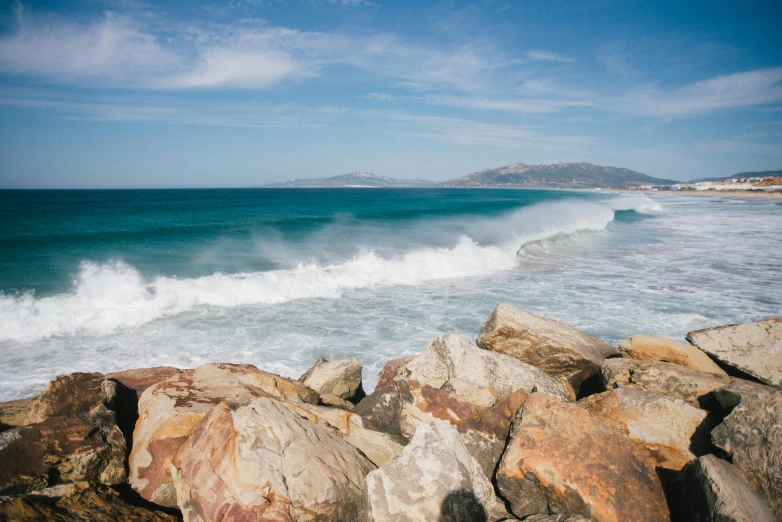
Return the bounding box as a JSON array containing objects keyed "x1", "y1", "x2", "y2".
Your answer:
[{"x1": 1, "y1": 188, "x2": 780, "y2": 401}]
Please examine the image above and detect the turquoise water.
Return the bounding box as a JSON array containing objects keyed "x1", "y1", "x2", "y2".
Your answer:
[{"x1": 1, "y1": 188, "x2": 780, "y2": 400}]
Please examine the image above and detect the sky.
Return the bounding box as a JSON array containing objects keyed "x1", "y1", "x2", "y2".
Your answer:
[{"x1": 0, "y1": 0, "x2": 781, "y2": 188}]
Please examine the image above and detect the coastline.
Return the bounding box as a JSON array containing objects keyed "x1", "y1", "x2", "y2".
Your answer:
[{"x1": 604, "y1": 188, "x2": 782, "y2": 200}]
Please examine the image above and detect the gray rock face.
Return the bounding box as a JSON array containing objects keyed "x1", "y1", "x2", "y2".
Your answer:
[
  {"x1": 601, "y1": 358, "x2": 732, "y2": 408},
  {"x1": 171, "y1": 397, "x2": 376, "y2": 522},
  {"x1": 687, "y1": 318, "x2": 782, "y2": 385},
  {"x1": 684, "y1": 455, "x2": 776, "y2": 522},
  {"x1": 710, "y1": 380, "x2": 782, "y2": 519},
  {"x1": 299, "y1": 356, "x2": 365, "y2": 402},
  {"x1": 353, "y1": 386, "x2": 403, "y2": 437},
  {"x1": 365, "y1": 418, "x2": 509, "y2": 522},
  {"x1": 476, "y1": 304, "x2": 616, "y2": 395},
  {"x1": 391, "y1": 334, "x2": 574, "y2": 405}
]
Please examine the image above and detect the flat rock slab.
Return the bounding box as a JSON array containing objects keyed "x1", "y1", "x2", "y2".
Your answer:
[
  {"x1": 684, "y1": 455, "x2": 776, "y2": 522},
  {"x1": 365, "y1": 418, "x2": 508, "y2": 522},
  {"x1": 581, "y1": 387, "x2": 711, "y2": 470},
  {"x1": 602, "y1": 358, "x2": 732, "y2": 408},
  {"x1": 129, "y1": 363, "x2": 318, "y2": 508},
  {"x1": 299, "y1": 357, "x2": 364, "y2": 402},
  {"x1": 172, "y1": 397, "x2": 375, "y2": 522},
  {"x1": 0, "y1": 397, "x2": 36, "y2": 431},
  {"x1": 477, "y1": 304, "x2": 616, "y2": 395},
  {"x1": 618, "y1": 334, "x2": 725, "y2": 375},
  {"x1": 687, "y1": 318, "x2": 782, "y2": 385},
  {"x1": 496, "y1": 392, "x2": 670, "y2": 522},
  {"x1": 710, "y1": 380, "x2": 782, "y2": 519}
]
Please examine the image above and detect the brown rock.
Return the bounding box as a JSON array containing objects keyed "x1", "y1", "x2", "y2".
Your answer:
[
  {"x1": 601, "y1": 358, "x2": 732, "y2": 408},
  {"x1": 26, "y1": 372, "x2": 115, "y2": 424},
  {"x1": 0, "y1": 396, "x2": 36, "y2": 432},
  {"x1": 352, "y1": 386, "x2": 404, "y2": 437},
  {"x1": 580, "y1": 387, "x2": 712, "y2": 470},
  {"x1": 618, "y1": 334, "x2": 726, "y2": 375},
  {"x1": 106, "y1": 367, "x2": 184, "y2": 397},
  {"x1": 687, "y1": 318, "x2": 782, "y2": 385},
  {"x1": 523, "y1": 515, "x2": 591, "y2": 522},
  {"x1": 0, "y1": 481, "x2": 178, "y2": 521},
  {"x1": 376, "y1": 355, "x2": 416, "y2": 389},
  {"x1": 476, "y1": 304, "x2": 616, "y2": 395},
  {"x1": 496, "y1": 392, "x2": 670, "y2": 522},
  {"x1": 299, "y1": 357, "x2": 365, "y2": 402},
  {"x1": 171, "y1": 397, "x2": 375, "y2": 522},
  {"x1": 710, "y1": 380, "x2": 782, "y2": 519},
  {"x1": 129, "y1": 363, "x2": 318, "y2": 507}
]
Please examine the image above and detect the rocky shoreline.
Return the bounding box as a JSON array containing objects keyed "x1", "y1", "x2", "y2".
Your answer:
[{"x1": 1, "y1": 305, "x2": 780, "y2": 521}]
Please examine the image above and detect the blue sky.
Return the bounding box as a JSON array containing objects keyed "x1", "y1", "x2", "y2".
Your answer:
[{"x1": 0, "y1": 0, "x2": 780, "y2": 188}]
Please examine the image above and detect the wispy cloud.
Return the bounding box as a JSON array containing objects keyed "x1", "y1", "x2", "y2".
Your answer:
[
  {"x1": 526, "y1": 50, "x2": 574, "y2": 63},
  {"x1": 426, "y1": 94, "x2": 593, "y2": 114}
]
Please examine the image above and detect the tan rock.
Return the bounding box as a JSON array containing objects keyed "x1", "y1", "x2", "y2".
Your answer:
[
  {"x1": 26, "y1": 372, "x2": 116, "y2": 424},
  {"x1": 496, "y1": 393, "x2": 670, "y2": 522},
  {"x1": 365, "y1": 419, "x2": 509, "y2": 522},
  {"x1": 376, "y1": 355, "x2": 415, "y2": 389},
  {"x1": 581, "y1": 387, "x2": 711, "y2": 470},
  {"x1": 710, "y1": 380, "x2": 782, "y2": 519},
  {"x1": 319, "y1": 393, "x2": 354, "y2": 411},
  {"x1": 687, "y1": 318, "x2": 782, "y2": 385},
  {"x1": 129, "y1": 363, "x2": 318, "y2": 507},
  {"x1": 106, "y1": 366, "x2": 184, "y2": 397},
  {"x1": 299, "y1": 356, "x2": 364, "y2": 402},
  {"x1": 171, "y1": 397, "x2": 375, "y2": 522},
  {"x1": 601, "y1": 358, "x2": 732, "y2": 407},
  {"x1": 476, "y1": 304, "x2": 616, "y2": 395},
  {"x1": 618, "y1": 334, "x2": 726, "y2": 375},
  {"x1": 0, "y1": 396, "x2": 36, "y2": 431}
]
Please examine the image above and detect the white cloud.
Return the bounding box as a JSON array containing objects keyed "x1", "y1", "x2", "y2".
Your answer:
[
  {"x1": 526, "y1": 50, "x2": 574, "y2": 63},
  {"x1": 427, "y1": 94, "x2": 593, "y2": 114}
]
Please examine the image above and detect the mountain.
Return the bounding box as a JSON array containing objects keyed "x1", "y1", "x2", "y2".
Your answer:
[
  {"x1": 690, "y1": 170, "x2": 782, "y2": 183},
  {"x1": 443, "y1": 162, "x2": 679, "y2": 189},
  {"x1": 263, "y1": 172, "x2": 437, "y2": 188}
]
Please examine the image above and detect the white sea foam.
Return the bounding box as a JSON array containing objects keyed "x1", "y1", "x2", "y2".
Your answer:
[{"x1": 0, "y1": 196, "x2": 658, "y2": 343}]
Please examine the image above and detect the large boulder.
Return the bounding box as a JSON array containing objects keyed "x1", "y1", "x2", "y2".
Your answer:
[
  {"x1": 365, "y1": 418, "x2": 509, "y2": 522},
  {"x1": 682, "y1": 455, "x2": 776, "y2": 522},
  {"x1": 129, "y1": 363, "x2": 318, "y2": 507},
  {"x1": 601, "y1": 358, "x2": 732, "y2": 408},
  {"x1": 580, "y1": 387, "x2": 712, "y2": 470},
  {"x1": 376, "y1": 356, "x2": 416, "y2": 389},
  {"x1": 171, "y1": 397, "x2": 376, "y2": 522},
  {"x1": 496, "y1": 392, "x2": 670, "y2": 522},
  {"x1": 0, "y1": 481, "x2": 178, "y2": 521},
  {"x1": 618, "y1": 334, "x2": 726, "y2": 375},
  {"x1": 26, "y1": 372, "x2": 115, "y2": 424},
  {"x1": 388, "y1": 334, "x2": 574, "y2": 406},
  {"x1": 687, "y1": 318, "x2": 782, "y2": 385},
  {"x1": 352, "y1": 386, "x2": 403, "y2": 437},
  {"x1": 299, "y1": 357, "x2": 365, "y2": 403},
  {"x1": 0, "y1": 397, "x2": 35, "y2": 432},
  {"x1": 710, "y1": 380, "x2": 782, "y2": 519},
  {"x1": 476, "y1": 305, "x2": 616, "y2": 395}
]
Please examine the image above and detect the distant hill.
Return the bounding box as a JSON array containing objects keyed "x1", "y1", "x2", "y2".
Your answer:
[
  {"x1": 263, "y1": 172, "x2": 437, "y2": 188},
  {"x1": 691, "y1": 170, "x2": 782, "y2": 183},
  {"x1": 443, "y1": 162, "x2": 679, "y2": 189}
]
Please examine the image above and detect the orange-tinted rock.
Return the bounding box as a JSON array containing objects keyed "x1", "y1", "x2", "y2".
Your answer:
[
  {"x1": 106, "y1": 367, "x2": 184, "y2": 397},
  {"x1": 618, "y1": 334, "x2": 725, "y2": 375},
  {"x1": 496, "y1": 393, "x2": 670, "y2": 522},
  {"x1": 26, "y1": 372, "x2": 114, "y2": 424},
  {"x1": 376, "y1": 356, "x2": 416, "y2": 389}
]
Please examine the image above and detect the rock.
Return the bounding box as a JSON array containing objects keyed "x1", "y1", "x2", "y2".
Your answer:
[
  {"x1": 171, "y1": 397, "x2": 375, "y2": 522},
  {"x1": 299, "y1": 356, "x2": 365, "y2": 402},
  {"x1": 687, "y1": 318, "x2": 782, "y2": 385},
  {"x1": 129, "y1": 363, "x2": 318, "y2": 508},
  {"x1": 319, "y1": 393, "x2": 355, "y2": 411},
  {"x1": 496, "y1": 392, "x2": 670, "y2": 522},
  {"x1": 26, "y1": 372, "x2": 116, "y2": 424},
  {"x1": 392, "y1": 334, "x2": 574, "y2": 406},
  {"x1": 709, "y1": 380, "x2": 782, "y2": 518},
  {"x1": 476, "y1": 305, "x2": 616, "y2": 395},
  {"x1": 365, "y1": 418, "x2": 509, "y2": 522},
  {"x1": 0, "y1": 481, "x2": 178, "y2": 521},
  {"x1": 352, "y1": 386, "x2": 403, "y2": 437},
  {"x1": 523, "y1": 515, "x2": 591, "y2": 522},
  {"x1": 683, "y1": 455, "x2": 776, "y2": 522},
  {"x1": 618, "y1": 334, "x2": 726, "y2": 375},
  {"x1": 395, "y1": 379, "x2": 517, "y2": 480},
  {"x1": 106, "y1": 367, "x2": 184, "y2": 397},
  {"x1": 580, "y1": 387, "x2": 712, "y2": 470},
  {"x1": 0, "y1": 396, "x2": 36, "y2": 432},
  {"x1": 0, "y1": 408, "x2": 127, "y2": 495},
  {"x1": 602, "y1": 358, "x2": 732, "y2": 408},
  {"x1": 376, "y1": 356, "x2": 416, "y2": 389}
]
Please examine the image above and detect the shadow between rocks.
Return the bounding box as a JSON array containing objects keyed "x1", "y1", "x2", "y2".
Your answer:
[{"x1": 439, "y1": 489, "x2": 487, "y2": 522}]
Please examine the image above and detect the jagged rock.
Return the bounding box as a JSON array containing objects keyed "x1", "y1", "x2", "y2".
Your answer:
[
  {"x1": 687, "y1": 318, "x2": 782, "y2": 385},
  {"x1": 618, "y1": 334, "x2": 726, "y2": 375},
  {"x1": 396, "y1": 379, "x2": 518, "y2": 479},
  {"x1": 683, "y1": 455, "x2": 776, "y2": 522},
  {"x1": 365, "y1": 419, "x2": 509, "y2": 522},
  {"x1": 353, "y1": 386, "x2": 403, "y2": 437},
  {"x1": 376, "y1": 356, "x2": 416, "y2": 389},
  {"x1": 476, "y1": 304, "x2": 616, "y2": 395},
  {"x1": 389, "y1": 334, "x2": 574, "y2": 406},
  {"x1": 26, "y1": 372, "x2": 116, "y2": 424},
  {"x1": 710, "y1": 380, "x2": 782, "y2": 518},
  {"x1": 319, "y1": 393, "x2": 355, "y2": 411},
  {"x1": 496, "y1": 392, "x2": 670, "y2": 522},
  {"x1": 0, "y1": 481, "x2": 178, "y2": 521},
  {"x1": 602, "y1": 358, "x2": 732, "y2": 408},
  {"x1": 523, "y1": 515, "x2": 591, "y2": 522},
  {"x1": 171, "y1": 397, "x2": 375, "y2": 522},
  {"x1": 129, "y1": 363, "x2": 318, "y2": 508},
  {"x1": 299, "y1": 356, "x2": 365, "y2": 402},
  {"x1": 580, "y1": 387, "x2": 711, "y2": 470},
  {"x1": 0, "y1": 396, "x2": 35, "y2": 432}
]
